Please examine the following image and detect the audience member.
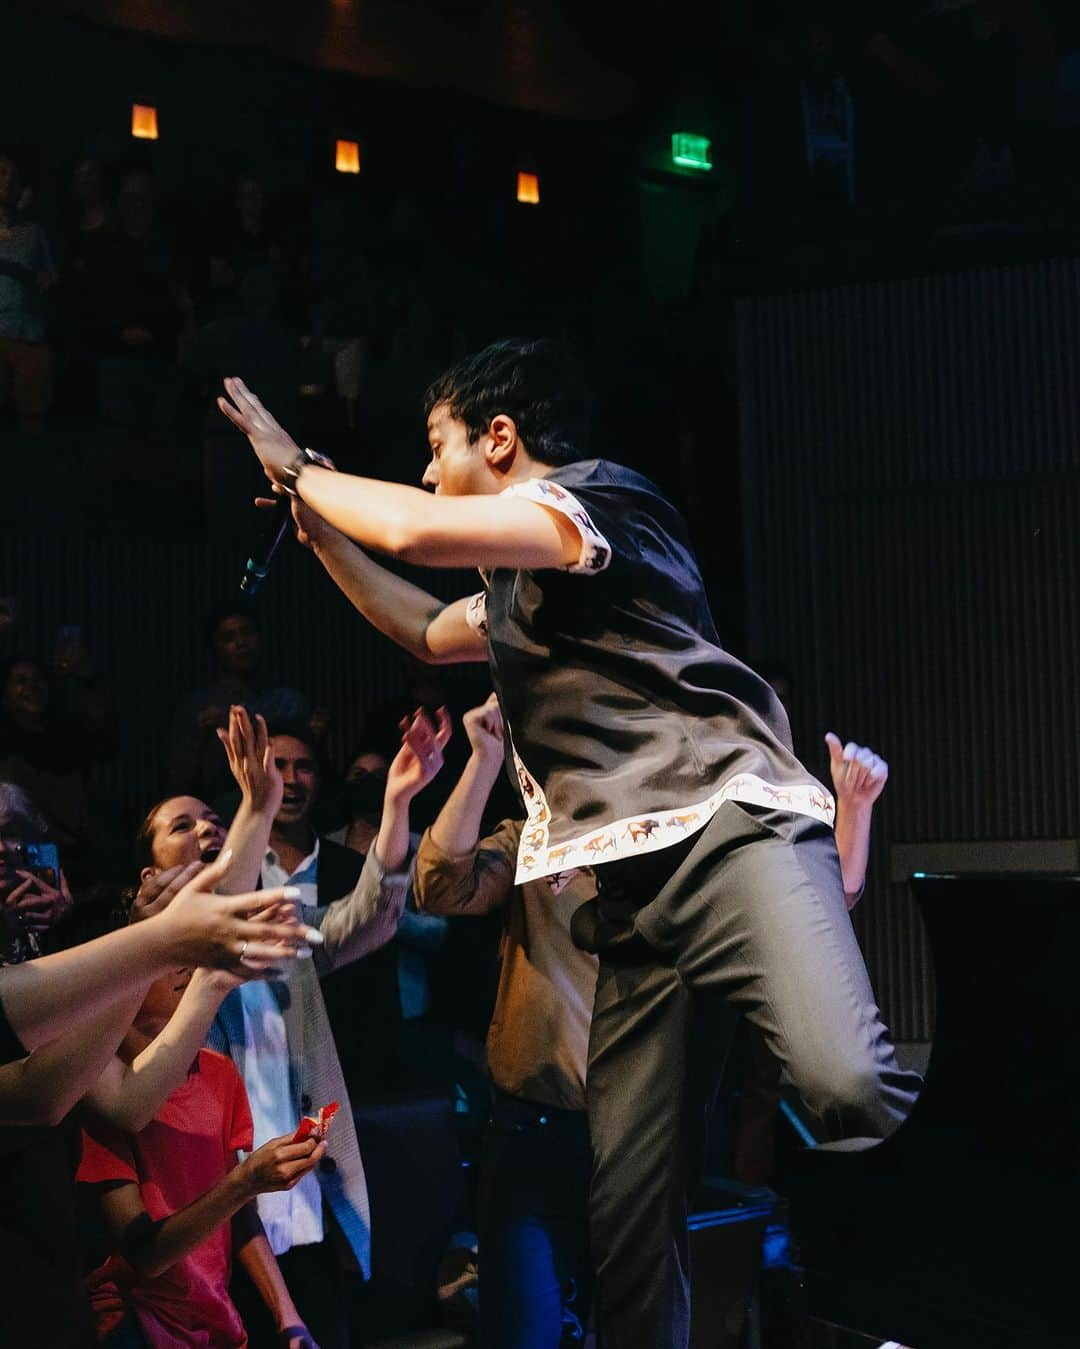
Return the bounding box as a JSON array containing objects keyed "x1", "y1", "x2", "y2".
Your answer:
[
  {"x1": 66, "y1": 157, "x2": 111, "y2": 262},
  {"x1": 325, "y1": 731, "x2": 450, "y2": 1093},
  {"x1": 412, "y1": 698, "x2": 598, "y2": 1349},
  {"x1": 168, "y1": 606, "x2": 312, "y2": 808},
  {"x1": 75, "y1": 167, "x2": 187, "y2": 434},
  {"x1": 0, "y1": 644, "x2": 116, "y2": 884},
  {"x1": 0, "y1": 150, "x2": 56, "y2": 435},
  {"x1": 0, "y1": 781, "x2": 72, "y2": 963},
  {"x1": 138, "y1": 711, "x2": 428, "y2": 1347},
  {"x1": 78, "y1": 951, "x2": 323, "y2": 1348},
  {"x1": 201, "y1": 173, "x2": 291, "y2": 321},
  {"x1": 0, "y1": 849, "x2": 306, "y2": 1346}
]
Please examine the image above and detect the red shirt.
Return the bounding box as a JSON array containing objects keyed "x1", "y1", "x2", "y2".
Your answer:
[{"x1": 77, "y1": 1048, "x2": 253, "y2": 1348}]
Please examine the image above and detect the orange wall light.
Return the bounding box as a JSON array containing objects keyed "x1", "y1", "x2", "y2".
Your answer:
[
  {"x1": 335, "y1": 139, "x2": 360, "y2": 174},
  {"x1": 517, "y1": 171, "x2": 540, "y2": 205},
  {"x1": 131, "y1": 104, "x2": 159, "y2": 140}
]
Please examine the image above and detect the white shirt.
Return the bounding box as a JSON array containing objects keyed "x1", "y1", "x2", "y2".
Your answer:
[{"x1": 236, "y1": 837, "x2": 323, "y2": 1254}]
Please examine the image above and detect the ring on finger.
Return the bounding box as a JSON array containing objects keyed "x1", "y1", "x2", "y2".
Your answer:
[{"x1": 239, "y1": 940, "x2": 249, "y2": 961}]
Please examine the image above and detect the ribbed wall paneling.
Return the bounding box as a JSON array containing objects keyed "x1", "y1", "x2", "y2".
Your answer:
[
  {"x1": 738, "y1": 259, "x2": 1080, "y2": 1041},
  {"x1": 0, "y1": 534, "x2": 485, "y2": 853}
]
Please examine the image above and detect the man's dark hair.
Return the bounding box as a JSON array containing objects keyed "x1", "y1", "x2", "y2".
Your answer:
[
  {"x1": 267, "y1": 720, "x2": 321, "y2": 766},
  {"x1": 423, "y1": 338, "x2": 588, "y2": 467}
]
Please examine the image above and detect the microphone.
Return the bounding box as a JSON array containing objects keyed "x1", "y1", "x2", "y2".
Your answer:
[{"x1": 241, "y1": 495, "x2": 292, "y2": 595}]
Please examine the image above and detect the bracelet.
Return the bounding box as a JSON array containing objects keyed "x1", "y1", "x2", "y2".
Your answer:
[{"x1": 280, "y1": 447, "x2": 336, "y2": 496}]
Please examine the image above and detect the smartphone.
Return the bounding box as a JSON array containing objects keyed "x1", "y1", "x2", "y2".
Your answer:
[{"x1": 24, "y1": 842, "x2": 60, "y2": 888}]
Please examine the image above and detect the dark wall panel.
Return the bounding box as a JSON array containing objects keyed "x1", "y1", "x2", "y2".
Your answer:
[{"x1": 737, "y1": 260, "x2": 1080, "y2": 1041}]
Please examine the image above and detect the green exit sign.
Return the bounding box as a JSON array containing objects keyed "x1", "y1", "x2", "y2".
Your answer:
[{"x1": 671, "y1": 133, "x2": 712, "y2": 171}]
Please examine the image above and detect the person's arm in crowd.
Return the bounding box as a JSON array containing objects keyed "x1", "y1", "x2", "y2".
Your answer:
[
  {"x1": 0, "y1": 989, "x2": 144, "y2": 1126},
  {"x1": 0, "y1": 854, "x2": 310, "y2": 1052},
  {"x1": 825, "y1": 732, "x2": 889, "y2": 910},
  {"x1": 95, "y1": 1132, "x2": 325, "y2": 1282},
  {"x1": 312, "y1": 707, "x2": 451, "y2": 972},
  {"x1": 214, "y1": 706, "x2": 284, "y2": 894},
  {"x1": 81, "y1": 968, "x2": 241, "y2": 1133},
  {"x1": 417, "y1": 695, "x2": 518, "y2": 918},
  {"x1": 232, "y1": 1207, "x2": 317, "y2": 1349}
]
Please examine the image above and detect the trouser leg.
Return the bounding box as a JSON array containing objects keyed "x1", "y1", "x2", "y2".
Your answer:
[
  {"x1": 585, "y1": 949, "x2": 705, "y2": 1349},
  {"x1": 637, "y1": 802, "x2": 919, "y2": 1139}
]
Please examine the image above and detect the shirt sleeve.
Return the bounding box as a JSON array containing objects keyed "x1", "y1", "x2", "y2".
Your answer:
[
  {"x1": 464, "y1": 591, "x2": 488, "y2": 636},
  {"x1": 78, "y1": 1121, "x2": 138, "y2": 1187},
  {"x1": 214, "y1": 1053, "x2": 254, "y2": 1156},
  {"x1": 500, "y1": 480, "x2": 613, "y2": 575},
  {"x1": 414, "y1": 820, "x2": 520, "y2": 916}
]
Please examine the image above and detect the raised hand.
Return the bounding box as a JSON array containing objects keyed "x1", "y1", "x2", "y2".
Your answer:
[
  {"x1": 462, "y1": 693, "x2": 504, "y2": 769},
  {"x1": 825, "y1": 732, "x2": 889, "y2": 810},
  {"x1": 218, "y1": 377, "x2": 300, "y2": 485},
  {"x1": 217, "y1": 705, "x2": 283, "y2": 817},
  {"x1": 386, "y1": 705, "x2": 453, "y2": 802}
]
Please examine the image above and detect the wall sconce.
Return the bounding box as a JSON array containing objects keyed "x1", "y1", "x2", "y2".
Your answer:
[
  {"x1": 335, "y1": 140, "x2": 360, "y2": 174},
  {"x1": 517, "y1": 171, "x2": 540, "y2": 205},
  {"x1": 131, "y1": 105, "x2": 159, "y2": 141}
]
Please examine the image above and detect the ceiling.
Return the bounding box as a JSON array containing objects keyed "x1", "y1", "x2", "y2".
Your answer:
[{"x1": 38, "y1": 0, "x2": 648, "y2": 119}]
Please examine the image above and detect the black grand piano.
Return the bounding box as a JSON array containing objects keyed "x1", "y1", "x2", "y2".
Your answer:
[{"x1": 786, "y1": 874, "x2": 1080, "y2": 1348}]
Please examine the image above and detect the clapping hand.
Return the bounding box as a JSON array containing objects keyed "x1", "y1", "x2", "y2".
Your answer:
[{"x1": 217, "y1": 705, "x2": 283, "y2": 817}]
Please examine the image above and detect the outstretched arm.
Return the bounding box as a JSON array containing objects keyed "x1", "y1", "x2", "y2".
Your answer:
[
  {"x1": 2, "y1": 857, "x2": 310, "y2": 1051},
  {"x1": 300, "y1": 510, "x2": 487, "y2": 665},
  {"x1": 219, "y1": 378, "x2": 582, "y2": 572},
  {"x1": 826, "y1": 733, "x2": 889, "y2": 910},
  {"x1": 82, "y1": 969, "x2": 239, "y2": 1133},
  {"x1": 312, "y1": 707, "x2": 451, "y2": 971}
]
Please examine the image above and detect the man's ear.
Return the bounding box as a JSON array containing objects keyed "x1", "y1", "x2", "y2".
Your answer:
[
  {"x1": 486, "y1": 414, "x2": 520, "y2": 472},
  {"x1": 140, "y1": 866, "x2": 157, "y2": 884}
]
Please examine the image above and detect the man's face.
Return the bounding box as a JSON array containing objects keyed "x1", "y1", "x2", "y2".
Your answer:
[
  {"x1": 273, "y1": 736, "x2": 319, "y2": 828},
  {"x1": 213, "y1": 615, "x2": 260, "y2": 676},
  {"x1": 422, "y1": 404, "x2": 493, "y2": 496},
  {"x1": 145, "y1": 796, "x2": 227, "y2": 876},
  {"x1": 3, "y1": 662, "x2": 47, "y2": 720}
]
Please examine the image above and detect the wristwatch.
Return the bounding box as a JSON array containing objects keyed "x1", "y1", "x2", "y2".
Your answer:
[{"x1": 280, "y1": 446, "x2": 336, "y2": 495}]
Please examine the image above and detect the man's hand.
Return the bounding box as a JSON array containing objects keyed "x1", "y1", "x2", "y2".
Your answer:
[
  {"x1": 462, "y1": 693, "x2": 504, "y2": 770},
  {"x1": 386, "y1": 706, "x2": 453, "y2": 803},
  {"x1": 218, "y1": 377, "x2": 301, "y2": 485},
  {"x1": 238, "y1": 1133, "x2": 326, "y2": 1197},
  {"x1": 217, "y1": 705, "x2": 284, "y2": 817},
  {"x1": 825, "y1": 732, "x2": 889, "y2": 810}
]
